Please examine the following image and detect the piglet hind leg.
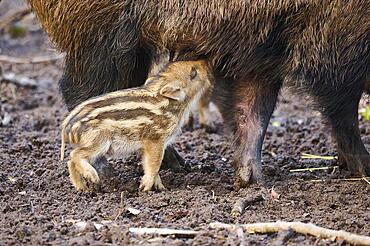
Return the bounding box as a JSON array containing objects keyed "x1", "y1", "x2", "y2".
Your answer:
[
  {"x1": 69, "y1": 148, "x2": 100, "y2": 191},
  {"x1": 230, "y1": 79, "x2": 281, "y2": 190},
  {"x1": 140, "y1": 140, "x2": 167, "y2": 192},
  {"x1": 68, "y1": 160, "x2": 88, "y2": 191}
]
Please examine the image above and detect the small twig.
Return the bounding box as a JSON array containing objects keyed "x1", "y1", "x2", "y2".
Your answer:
[
  {"x1": 1, "y1": 72, "x2": 37, "y2": 88},
  {"x1": 311, "y1": 177, "x2": 370, "y2": 184},
  {"x1": 114, "y1": 192, "x2": 126, "y2": 221},
  {"x1": 290, "y1": 166, "x2": 338, "y2": 173},
  {"x1": 129, "y1": 227, "x2": 199, "y2": 237},
  {"x1": 0, "y1": 54, "x2": 64, "y2": 64},
  {"x1": 301, "y1": 153, "x2": 337, "y2": 160},
  {"x1": 0, "y1": 7, "x2": 31, "y2": 32},
  {"x1": 362, "y1": 177, "x2": 370, "y2": 185},
  {"x1": 30, "y1": 200, "x2": 34, "y2": 213},
  {"x1": 231, "y1": 195, "x2": 263, "y2": 217},
  {"x1": 210, "y1": 221, "x2": 370, "y2": 245}
]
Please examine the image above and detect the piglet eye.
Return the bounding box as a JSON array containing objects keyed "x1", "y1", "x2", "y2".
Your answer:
[{"x1": 190, "y1": 67, "x2": 197, "y2": 80}]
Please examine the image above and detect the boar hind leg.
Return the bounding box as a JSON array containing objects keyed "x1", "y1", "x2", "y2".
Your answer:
[
  {"x1": 140, "y1": 140, "x2": 166, "y2": 192},
  {"x1": 312, "y1": 82, "x2": 370, "y2": 176},
  {"x1": 231, "y1": 78, "x2": 281, "y2": 189}
]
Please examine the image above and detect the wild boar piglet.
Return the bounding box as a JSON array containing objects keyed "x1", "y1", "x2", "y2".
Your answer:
[{"x1": 61, "y1": 60, "x2": 213, "y2": 192}]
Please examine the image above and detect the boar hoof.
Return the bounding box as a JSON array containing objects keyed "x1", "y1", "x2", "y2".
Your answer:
[
  {"x1": 234, "y1": 175, "x2": 252, "y2": 191},
  {"x1": 234, "y1": 163, "x2": 263, "y2": 190},
  {"x1": 338, "y1": 153, "x2": 370, "y2": 176}
]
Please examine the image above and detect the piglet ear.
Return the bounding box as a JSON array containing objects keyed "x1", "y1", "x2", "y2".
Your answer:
[{"x1": 160, "y1": 84, "x2": 186, "y2": 101}]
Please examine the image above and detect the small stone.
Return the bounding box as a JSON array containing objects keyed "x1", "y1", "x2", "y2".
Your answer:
[
  {"x1": 127, "y1": 207, "x2": 141, "y2": 215},
  {"x1": 1, "y1": 112, "x2": 12, "y2": 126}
]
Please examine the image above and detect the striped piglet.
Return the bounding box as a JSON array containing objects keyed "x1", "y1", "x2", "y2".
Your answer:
[{"x1": 61, "y1": 60, "x2": 213, "y2": 192}]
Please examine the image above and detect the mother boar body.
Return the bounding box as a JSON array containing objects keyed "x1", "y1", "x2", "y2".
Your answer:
[{"x1": 28, "y1": 0, "x2": 370, "y2": 187}]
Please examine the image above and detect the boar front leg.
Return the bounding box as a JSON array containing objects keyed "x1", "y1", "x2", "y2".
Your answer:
[
  {"x1": 232, "y1": 78, "x2": 281, "y2": 189},
  {"x1": 140, "y1": 140, "x2": 167, "y2": 192}
]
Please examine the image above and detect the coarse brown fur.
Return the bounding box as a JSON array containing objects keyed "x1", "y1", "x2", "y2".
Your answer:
[
  {"x1": 61, "y1": 60, "x2": 213, "y2": 191},
  {"x1": 28, "y1": 0, "x2": 370, "y2": 187}
]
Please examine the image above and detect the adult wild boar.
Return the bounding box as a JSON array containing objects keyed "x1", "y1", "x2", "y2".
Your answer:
[{"x1": 28, "y1": 0, "x2": 370, "y2": 188}]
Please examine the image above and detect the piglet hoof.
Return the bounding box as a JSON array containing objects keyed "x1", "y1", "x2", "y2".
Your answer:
[
  {"x1": 73, "y1": 176, "x2": 99, "y2": 192},
  {"x1": 139, "y1": 175, "x2": 167, "y2": 192},
  {"x1": 154, "y1": 175, "x2": 167, "y2": 191},
  {"x1": 139, "y1": 175, "x2": 155, "y2": 192},
  {"x1": 82, "y1": 168, "x2": 100, "y2": 184},
  {"x1": 73, "y1": 178, "x2": 89, "y2": 192}
]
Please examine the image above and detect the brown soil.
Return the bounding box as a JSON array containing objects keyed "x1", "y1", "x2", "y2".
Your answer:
[{"x1": 1, "y1": 1, "x2": 369, "y2": 245}]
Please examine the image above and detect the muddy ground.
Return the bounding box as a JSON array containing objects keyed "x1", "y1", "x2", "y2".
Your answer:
[{"x1": 0, "y1": 1, "x2": 369, "y2": 245}]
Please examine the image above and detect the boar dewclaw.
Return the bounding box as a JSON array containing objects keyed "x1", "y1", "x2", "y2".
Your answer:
[{"x1": 60, "y1": 60, "x2": 213, "y2": 192}]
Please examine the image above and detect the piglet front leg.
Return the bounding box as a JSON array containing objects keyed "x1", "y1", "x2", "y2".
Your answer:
[{"x1": 139, "y1": 140, "x2": 167, "y2": 192}]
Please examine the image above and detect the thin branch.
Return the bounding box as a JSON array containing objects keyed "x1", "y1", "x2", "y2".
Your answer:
[
  {"x1": 301, "y1": 153, "x2": 337, "y2": 160},
  {"x1": 363, "y1": 177, "x2": 370, "y2": 185},
  {"x1": 290, "y1": 166, "x2": 338, "y2": 173},
  {"x1": 129, "y1": 227, "x2": 199, "y2": 237},
  {"x1": 210, "y1": 221, "x2": 370, "y2": 245},
  {"x1": 0, "y1": 54, "x2": 64, "y2": 64},
  {"x1": 311, "y1": 177, "x2": 370, "y2": 183},
  {"x1": 231, "y1": 195, "x2": 264, "y2": 217}
]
